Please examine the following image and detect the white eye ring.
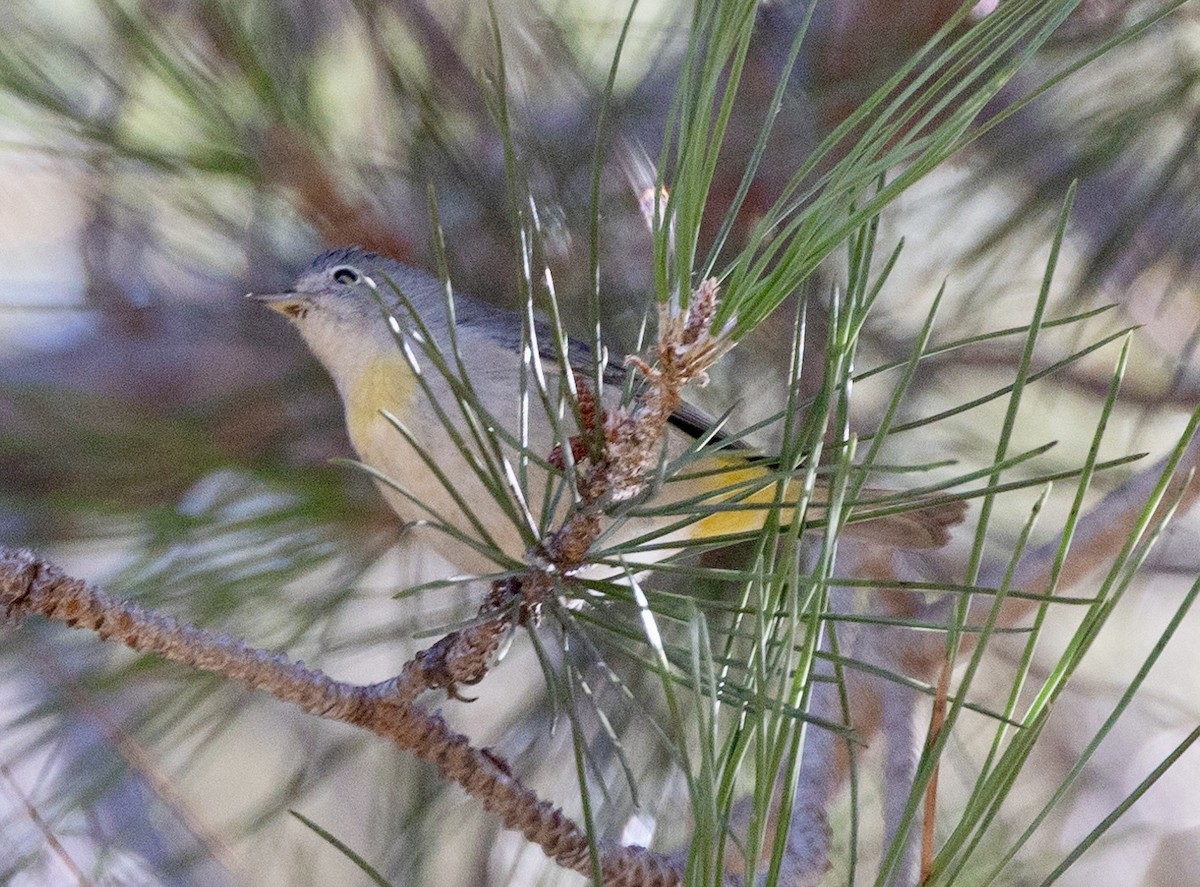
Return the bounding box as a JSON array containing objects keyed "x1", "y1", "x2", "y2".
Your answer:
[{"x1": 331, "y1": 265, "x2": 362, "y2": 285}]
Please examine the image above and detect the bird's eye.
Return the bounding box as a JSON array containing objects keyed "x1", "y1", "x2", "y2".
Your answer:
[{"x1": 332, "y1": 266, "x2": 362, "y2": 285}]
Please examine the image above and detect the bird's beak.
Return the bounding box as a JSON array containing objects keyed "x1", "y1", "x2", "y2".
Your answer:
[{"x1": 246, "y1": 291, "x2": 310, "y2": 320}]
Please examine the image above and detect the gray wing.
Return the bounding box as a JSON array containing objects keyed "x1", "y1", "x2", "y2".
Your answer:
[{"x1": 455, "y1": 293, "x2": 749, "y2": 451}]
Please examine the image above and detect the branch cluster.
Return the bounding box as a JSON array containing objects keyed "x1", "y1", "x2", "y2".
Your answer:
[{"x1": 0, "y1": 283, "x2": 731, "y2": 886}]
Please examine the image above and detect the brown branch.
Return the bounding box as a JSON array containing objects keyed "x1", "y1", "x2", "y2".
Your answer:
[
  {"x1": 0, "y1": 549, "x2": 681, "y2": 887},
  {"x1": 543, "y1": 281, "x2": 730, "y2": 570}
]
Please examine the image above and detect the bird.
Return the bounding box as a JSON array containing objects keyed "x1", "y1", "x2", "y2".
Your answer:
[{"x1": 250, "y1": 247, "x2": 965, "y2": 578}]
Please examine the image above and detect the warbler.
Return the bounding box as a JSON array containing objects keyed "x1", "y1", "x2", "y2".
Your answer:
[{"x1": 250, "y1": 247, "x2": 964, "y2": 577}]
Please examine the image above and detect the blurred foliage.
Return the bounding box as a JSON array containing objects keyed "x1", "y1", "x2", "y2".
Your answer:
[{"x1": 0, "y1": 1, "x2": 1198, "y2": 885}]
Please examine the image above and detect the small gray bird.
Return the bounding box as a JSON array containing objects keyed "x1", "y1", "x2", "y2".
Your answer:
[{"x1": 251, "y1": 247, "x2": 965, "y2": 576}]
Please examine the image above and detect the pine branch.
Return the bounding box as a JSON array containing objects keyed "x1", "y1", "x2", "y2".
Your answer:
[
  {"x1": 0, "y1": 548, "x2": 683, "y2": 886},
  {"x1": 0, "y1": 281, "x2": 734, "y2": 887}
]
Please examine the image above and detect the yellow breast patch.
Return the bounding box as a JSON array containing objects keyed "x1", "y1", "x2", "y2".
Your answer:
[{"x1": 345, "y1": 353, "x2": 419, "y2": 456}]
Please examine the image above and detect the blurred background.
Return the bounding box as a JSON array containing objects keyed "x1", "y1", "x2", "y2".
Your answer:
[{"x1": 1, "y1": 0, "x2": 1199, "y2": 884}]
